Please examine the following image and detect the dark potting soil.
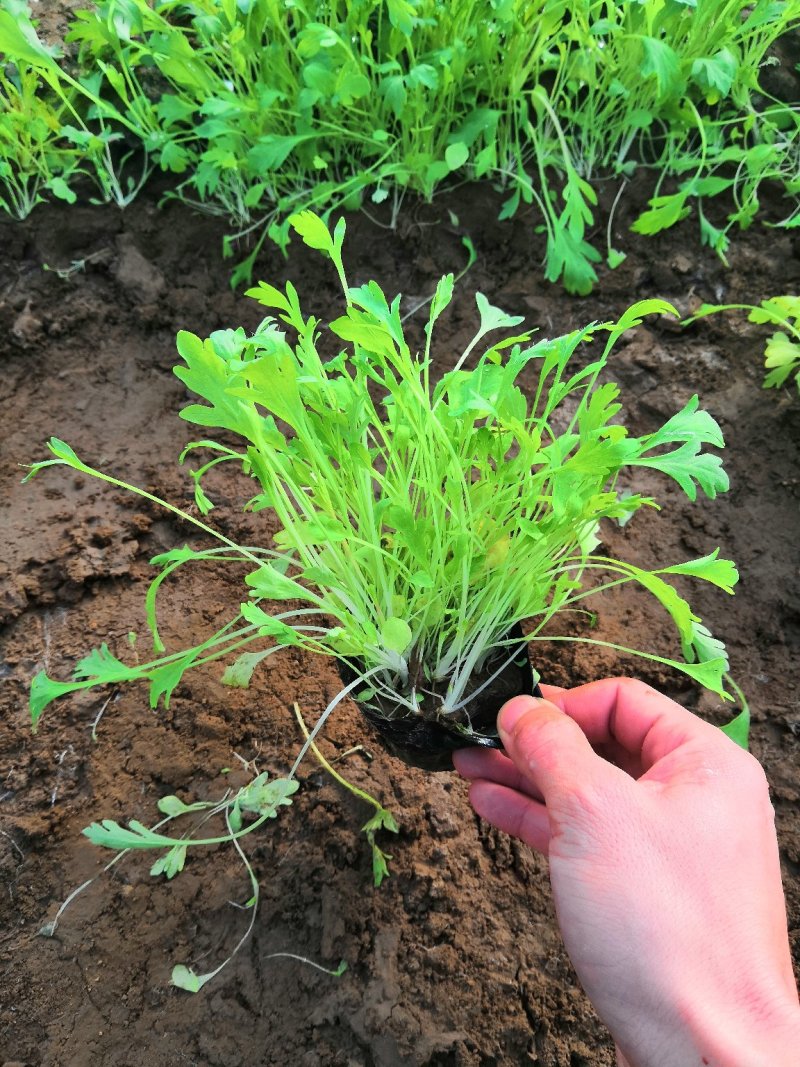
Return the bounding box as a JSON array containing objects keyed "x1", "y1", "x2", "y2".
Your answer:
[
  {"x1": 1, "y1": 172, "x2": 799, "y2": 1067},
  {"x1": 340, "y1": 625, "x2": 541, "y2": 772}
]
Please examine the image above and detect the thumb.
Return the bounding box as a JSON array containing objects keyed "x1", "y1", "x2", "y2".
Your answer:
[{"x1": 498, "y1": 695, "x2": 619, "y2": 804}]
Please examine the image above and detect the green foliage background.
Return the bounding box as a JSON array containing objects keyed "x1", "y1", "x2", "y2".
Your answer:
[{"x1": 1, "y1": 0, "x2": 799, "y2": 291}]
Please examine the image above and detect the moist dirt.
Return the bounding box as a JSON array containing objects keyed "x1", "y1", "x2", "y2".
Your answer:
[{"x1": 1, "y1": 176, "x2": 799, "y2": 1066}]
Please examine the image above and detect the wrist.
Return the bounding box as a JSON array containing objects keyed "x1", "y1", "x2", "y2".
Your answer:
[
  {"x1": 615, "y1": 988, "x2": 800, "y2": 1067},
  {"x1": 684, "y1": 993, "x2": 800, "y2": 1067}
]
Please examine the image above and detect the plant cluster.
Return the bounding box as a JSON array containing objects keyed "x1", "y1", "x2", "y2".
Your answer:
[
  {"x1": 28, "y1": 212, "x2": 742, "y2": 744},
  {"x1": 2, "y1": 0, "x2": 799, "y2": 290},
  {"x1": 26, "y1": 211, "x2": 749, "y2": 988}
]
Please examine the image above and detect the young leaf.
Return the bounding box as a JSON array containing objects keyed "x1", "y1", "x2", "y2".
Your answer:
[
  {"x1": 660, "y1": 552, "x2": 738, "y2": 594},
  {"x1": 362, "y1": 808, "x2": 400, "y2": 835},
  {"x1": 721, "y1": 705, "x2": 750, "y2": 750},
  {"x1": 171, "y1": 965, "x2": 208, "y2": 993},
  {"x1": 381, "y1": 617, "x2": 413, "y2": 655},
  {"x1": 684, "y1": 621, "x2": 729, "y2": 672},
  {"x1": 221, "y1": 649, "x2": 273, "y2": 687},
  {"x1": 288, "y1": 210, "x2": 334, "y2": 256},
  {"x1": 631, "y1": 193, "x2": 691, "y2": 236},
  {"x1": 607, "y1": 248, "x2": 626, "y2": 269},
  {"x1": 237, "y1": 774, "x2": 299, "y2": 816},
  {"x1": 82, "y1": 819, "x2": 178, "y2": 851},
  {"x1": 150, "y1": 844, "x2": 188, "y2": 879},
  {"x1": 30, "y1": 672, "x2": 88, "y2": 730},
  {"x1": 475, "y1": 293, "x2": 525, "y2": 336},
  {"x1": 640, "y1": 37, "x2": 683, "y2": 100},
  {"x1": 633, "y1": 397, "x2": 728, "y2": 500},
  {"x1": 445, "y1": 142, "x2": 469, "y2": 171},
  {"x1": 157, "y1": 795, "x2": 209, "y2": 817},
  {"x1": 425, "y1": 274, "x2": 455, "y2": 339}
]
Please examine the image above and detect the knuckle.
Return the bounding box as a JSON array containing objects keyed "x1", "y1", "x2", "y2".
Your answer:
[
  {"x1": 735, "y1": 750, "x2": 770, "y2": 794},
  {"x1": 614, "y1": 676, "x2": 657, "y2": 701}
]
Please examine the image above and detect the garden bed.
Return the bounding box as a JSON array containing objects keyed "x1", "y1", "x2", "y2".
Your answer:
[{"x1": 1, "y1": 179, "x2": 799, "y2": 1066}]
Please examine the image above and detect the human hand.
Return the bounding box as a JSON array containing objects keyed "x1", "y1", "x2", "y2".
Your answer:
[{"x1": 453, "y1": 679, "x2": 800, "y2": 1067}]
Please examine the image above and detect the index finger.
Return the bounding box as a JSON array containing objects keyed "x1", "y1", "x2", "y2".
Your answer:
[{"x1": 540, "y1": 677, "x2": 722, "y2": 772}]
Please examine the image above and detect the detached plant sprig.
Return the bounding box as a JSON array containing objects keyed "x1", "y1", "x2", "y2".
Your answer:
[
  {"x1": 684, "y1": 296, "x2": 800, "y2": 396},
  {"x1": 27, "y1": 211, "x2": 742, "y2": 756}
]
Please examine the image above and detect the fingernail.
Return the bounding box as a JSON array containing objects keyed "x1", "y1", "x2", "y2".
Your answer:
[{"x1": 498, "y1": 695, "x2": 541, "y2": 737}]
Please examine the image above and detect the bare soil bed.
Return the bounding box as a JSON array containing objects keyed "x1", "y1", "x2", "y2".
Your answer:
[{"x1": 1, "y1": 179, "x2": 799, "y2": 1067}]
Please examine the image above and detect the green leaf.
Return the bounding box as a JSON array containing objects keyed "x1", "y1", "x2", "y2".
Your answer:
[
  {"x1": 362, "y1": 806, "x2": 399, "y2": 886},
  {"x1": 73, "y1": 644, "x2": 132, "y2": 682},
  {"x1": 330, "y1": 313, "x2": 397, "y2": 358},
  {"x1": 48, "y1": 177, "x2": 76, "y2": 204},
  {"x1": 475, "y1": 293, "x2": 525, "y2": 336},
  {"x1": 157, "y1": 795, "x2": 208, "y2": 817},
  {"x1": 171, "y1": 965, "x2": 208, "y2": 993},
  {"x1": 631, "y1": 193, "x2": 691, "y2": 236},
  {"x1": 220, "y1": 649, "x2": 273, "y2": 687},
  {"x1": 150, "y1": 844, "x2": 188, "y2": 879},
  {"x1": 288, "y1": 210, "x2": 334, "y2": 256},
  {"x1": 248, "y1": 596, "x2": 311, "y2": 636},
  {"x1": 386, "y1": 0, "x2": 417, "y2": 35},
  {"x1": 380, "y1": 617, "x2": 412, "y2": 655},
  {"x1": 635, "y1": 444, "x2": 727, "y2": 501},
  {"x1": 607, "y1": 248, "x2": 626, "y2": 269},
  {"x1": 245, "y1": 566, "x2": 308, "y2": 602},
  {"x1": 643, "y1": 395, "x2": 724, "y2": 449},
  {"x1": 660, "y1": 551, "x2": 738, "y2": 594},
  {"x1": 750, "y1": 297, "x2": 800, "y2": 325},
  {"x1": 145, "y1": 659, "x2": 186, "y2": 709},
  {"x1": 611, "y1": 299, "x2": 679, "y2": 334},
  {"x1": 82, "y1": 819, "x2": 178, "y2": 851},
  {"x1": 691, "y1": 49, "x2": 737, "y2": 100},
  {"x1": 544, "y1": 226, "x2": 601, "y2": 296},
  {"x1": 247, "y1": 134, "x2": 306, "y2": 172},
  {"x1": 699, "y1": 213, "x2": 729, "y2": 261},
  {"x1": 30, "y1": 672, "x2": 85, "y2": 730},
  {"x1": 372, "y1": 847, "x2": 390, "y2": 885},
  {"x1": 244, "y1": 281, "x2": 293, "y2": 316},
  {"x1": 228, "y1": 349, "x2": 307, "y2": 431},
  {"x1": 676, "y1": 657, "x2": 729, "y2": 694},
  {"x1": 445, "y1": 142, "x2": 469, "y2": 171},
  {"x1": 237, "y1": 774, "x2": 299, "y2": 815},
  {"x1": 334, "y1": 69, "x2": 370, "y2": 105},
  {"x1": 174, "y1": 332, "x2": 253, "y2": 438},
  {"x1": 633, "y1": 396, "x2": 728, "y2": 500},
  {"x1": 0, "y1": 10, "x2": 60, "y2": 68},
  {"x1": 721, "y1": 705, "x2": 750, "y2": 750},
  {"x1": 640, "y1": 37, "x2": 683, "y2": 100}
]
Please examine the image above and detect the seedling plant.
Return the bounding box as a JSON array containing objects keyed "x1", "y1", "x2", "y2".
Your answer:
[
  {"x1": 26, "y1": 210, "x2": 750, "y2": 986},
  {"x1": 28, "y1": 208, "x2": 745, "y2": 745}
]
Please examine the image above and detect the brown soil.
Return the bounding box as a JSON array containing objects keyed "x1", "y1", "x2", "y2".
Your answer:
[{"x1": 1, "y1": 176, "x2": 799, "y2": 1066}]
